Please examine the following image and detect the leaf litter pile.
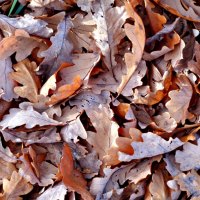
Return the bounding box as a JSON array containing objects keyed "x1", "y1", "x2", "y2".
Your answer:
[{"x1": 0, "y1": 0, "x2": 200, "y2": 199}]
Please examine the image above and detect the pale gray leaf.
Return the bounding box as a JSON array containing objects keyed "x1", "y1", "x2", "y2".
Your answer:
[{"x1": 119, "y1": 132, "x2": 184, "y2": 162}]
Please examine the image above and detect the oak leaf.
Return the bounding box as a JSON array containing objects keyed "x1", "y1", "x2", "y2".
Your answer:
[
  {"x1": 47, "y1": 75, "x2": 82, "y2": 105},
  {"x1": 39, "y1": 17, "x2": 73, "y2": 78},
  {"x1": 175, "y1": 138, "x2": 200, "y2": 171},
  {"x1": 60, "y1": 144, "x2": 94, "y2": 200},
  {"x1": 119, "y1": 132, "x2": 183, "y2": 162},
  {"x1": 10, "y1": 59, "x2": 41, "y2": 103},
  {"x1": 166, "y1": 75, "x2": 193, "y2": 124},
  {"x1": 0, "y1": 29, "x2": 47, "y2": 61},
  {"x1": 0, "y1": 171, "x2": 33, "y2": 200},
  {"x1": 0, "y1": 105, "x2": 61, "y2": 129}
]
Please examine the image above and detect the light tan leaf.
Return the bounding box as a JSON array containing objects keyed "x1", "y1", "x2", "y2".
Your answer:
[
  {"x1": 117, "y1": 2, "x2": 145, "y2": 94},
  {"x1": 175, "y1": 138, "x2": 200, "y2": 171},
  {"x1": 0, "y1": 57, "x2": 16, "y2": 101},
  {"x1": 0, "y1": 137, "x2": 17, "y2": 163},
  {"x1": 149, "y1": 169, "x2": 171, "y2": 200},
  {"x1": 119, "y1": 132, "x2": 183, "y2": 162},
  {"x1": 166, "y1": 75, "x2": 193, "y2": 124},
  {"x1": 69, "y1": 13, "x2": 96, "y2": 51},
  {"x1": 86, "y1": 105, "x2": 119, "y2": 160},
  {"x1": 0, "y1": 158, "x2": 16, "y2": 181},
  {"x1": 10, "y1": 59, "x2": 41, "y2": 103},
  {"x1": 92, "y1": 0, "x2": 127, "y2": 70},
  {"x1": 0, "y1": 104, "x2": 61, "y2": 129},
  {"x1": 0, "y1": 29, "x2": 47, "y2": 61},
  {"x1": 0, "y1": 171, "x2": 33, "y2": 200},
  {"x1": 60, "y1": 53, "x2": 100, "y2": 85}
]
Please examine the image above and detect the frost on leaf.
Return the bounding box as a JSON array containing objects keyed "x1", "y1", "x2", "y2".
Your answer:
[
  {"x1": 175, "y1": 138, "x2": 200, "y2": 171},
  {"x1": 119, "y1": 132, "x2": 183, "y2": 162}
]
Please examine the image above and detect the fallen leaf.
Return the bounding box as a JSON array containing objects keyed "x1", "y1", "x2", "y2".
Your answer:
[
  {"x1": 0, "y1": 158, "x2": 16, "y2": 181},
  {"x1": 86, "y1": 105, "x2": 119, "y2": 160},
  {"x1": 0, "y1": 29, "x2": 47, "y2": 61},
  {"x1": 175, "y1": 138, "x2": 200, "y2": 171},
  {"x1": 0, "y1": 137, "x2": 17, "y2": 163},
  {"x1": 166, "y1": 75, "x2": 193, "y2": 124},
  {"x1": 149, "y1": 169, "x2": 171, "y2": 200},
  {"x1": 153, "y1": 0, "x2": 200, "y2": 22},
  {"x1": 0, "y1": 171, "x2": 33, "y2": 200},
  {"x1": 47, "y1": 75, "x2": 82, "y2": 105},
  {"x1": 36, "y1": 182, "x2": 67, "y2": 200},
  {"x1": 60, "y1": 144, "x2": 94, "y2": 200},
  {"x1": 10, "y1": 59, "x2": 41, "y2": 103},
  {"x1": 0, "y1": 13, "x2": 53, "y2": 37},
  {"x1": 175, "y1": 170, "x2": 200, "y2": 198},
  {"x1": 119, "y1": 132, "x2": 183, "y2": 162},
  {"x1": 117, "y1": 2, "x2": 145, "y2": 94},
  {"x1": 39, "y1": 17, "x2": 73, "y2": 78},
  {"x1": 0, "y1": 104, "x2": 61, "y2": 129}
]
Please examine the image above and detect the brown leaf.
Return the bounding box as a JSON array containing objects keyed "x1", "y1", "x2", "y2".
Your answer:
[
  {"x1": 117, "y1": 2, "x2": 145, "y2": 94},
  {"x1": 60, "y1": 144, "x2": 94, "y2": 200},
  {"x1": 0, "y1": 29, "x2": 47, "y2": 61},
  {"x1": 153, "y1": 0, "x2": 200, "y2": 22},
  {"x1": 10, "y1": 59, "x2": 41, "y2": 103},
  {"x1": 0, "y1": 171, "x2": 33, "y2": 200}
]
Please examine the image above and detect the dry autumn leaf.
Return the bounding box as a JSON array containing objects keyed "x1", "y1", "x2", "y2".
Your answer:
[
  {"x1": 0, "y1": 171, "x2": 33, "y2": 200},
  {"x1": 10, "y1": 59, "x2": 41, "y2": 103},
  {"x1": 60, "y1": 144, "x2": 94, "y2": 200}
]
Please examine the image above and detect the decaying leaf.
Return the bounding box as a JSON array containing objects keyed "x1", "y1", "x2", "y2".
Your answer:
[
  {"x1": 0, "y1": 158, "x2": 16, "y2": 181},
  {"x1": 60, "y1": 144, "x2": 94, "y2": 200},
  {"x1": 0, "y1": 171, "x2": 33, "y2": 200},
  {"x1": 10, "y1": 59, "x2": 41, "y2": 103},
  {"x1": 119, "y1": 132, "x2": 183, "y2": 162}
]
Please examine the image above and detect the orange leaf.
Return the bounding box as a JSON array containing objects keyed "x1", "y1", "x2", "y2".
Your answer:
[
  {"x1": 60, "y1": 144, "x2": 94, "y2": 200},
  {"x1": 47, "y1": 75, "x2": 82, "y2": 105}
]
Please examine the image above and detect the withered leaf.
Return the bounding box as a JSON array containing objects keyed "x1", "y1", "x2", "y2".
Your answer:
[
  {"x1": 0, "y1": 14, "x2": 53, "y2": 37},
  {"x1": 0, "y1": 171, "x2": 33, "y2": 200},
  {"x1": 166, "y1": 75, "x2": 193, "y2": 124},
  {"x1": 0, "y1": 137, "x2": 17, "y2": 163},
  {"x1": 60, "y1": 144, "x2": 94, "y2": 200},
  {"x1": 40, "y1": 17, "x2": 73, "y2": 78},
  {"x1": 0, "y1": 105, "x2": 61, "y2": 129},
  {"x1": 10, "y1": 59, "x2": 41, "y2": 103},
  {"x1": 119, "y1": 132, "x2": 183, "y2": 162},
  {"x1": 0, "y1": 29, "x2": 47, "y2": 61},
  {"x1": 175, "y1": 138, "x2": 200, "y2": 171}
]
